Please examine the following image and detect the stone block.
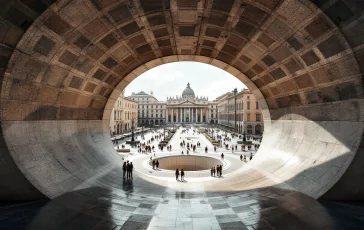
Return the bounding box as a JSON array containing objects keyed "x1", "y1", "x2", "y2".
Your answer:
[
  {"x1": 257, "y1": 33, "x2": 275, "y2": 48},
  {"x1": 301, "y1": 50, "x2": 320, "y2": 66},
  {"x1": 294, "y1": 74, "x2": 314, "y2": 89},
  {"x1": 42, "y1": 65, "x2": 68, "y2": 87},
  {"x1": 44, "y1": 13, "x2": 71, "y2": 36},
  {"x1": 60, "y1": 91, "x2": 79, "y2": 106},
  {"x1": 119, "y1": 22, "x2": 140, "y2": 37},
  {"x1": 108, "y1": 3, "x2": 132, "y2": 24},
  {"x1": 100, "y1": 33, "x2": 118, "y2": 48},
  {"x1": 317, "y1": 35, "x2": 346, "y2": 58},
  {"x1": 36, "y1": 85, "x2": 59, "y2": 103},
  {"x1": 84, "y1": 82, "x2": 97, "y2": 93},
  {"x1": 33, "y1": 35, "x2": 56, "y2": 56}
]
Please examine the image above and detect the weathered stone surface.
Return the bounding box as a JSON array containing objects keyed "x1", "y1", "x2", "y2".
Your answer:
[{"x1": 1, "y1": 0, "x2": 364, "y2": 203}]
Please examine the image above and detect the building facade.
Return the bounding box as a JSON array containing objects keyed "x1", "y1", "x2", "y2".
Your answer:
[
  {"x1": 128, "y1": 83, "x2": 218, "y2": 126},
  {"x1": 216, "y1": 89, "x2": 263, "y2": 135},
  {"x1": 110, "y1": 91, "x2": 138, "y2": 135}
]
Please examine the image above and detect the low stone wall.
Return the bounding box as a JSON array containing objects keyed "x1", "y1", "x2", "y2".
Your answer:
[{"x1": 150, "y1": 155, "x2": 223, "y2": 171}]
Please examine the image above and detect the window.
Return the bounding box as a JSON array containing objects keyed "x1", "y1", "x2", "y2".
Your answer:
[
  {"x1": 256, "y1": 102, "x2": 259, "y2": 109},
  {"x1": 114, "y1": 111, "x2": 116, "y2": 120},
  {"x1": 247, "y1": 114, "x2": 250, "y2": 121},
  {"x1": 256, "y1": 114, "x2": 261, "y2": 121},
  {"x1": 247, "y1": 102, "x2": 250, "y2": 110},
  {"x1": 247, "y1": 96, "x2": 250, "y2": 99}
]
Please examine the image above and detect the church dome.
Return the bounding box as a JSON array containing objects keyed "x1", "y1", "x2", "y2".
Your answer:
[{"x1": 182, "y1": 82, "x2": 195, "y2": 97}]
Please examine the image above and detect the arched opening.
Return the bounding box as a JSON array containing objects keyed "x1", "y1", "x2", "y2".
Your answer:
[
  {"x1": 1, "y1": 0, "x2": 364, "y2": 219},
  {"x1": 255, "y1": 125, "x2": 262, "y2": 135},
  {"x1": 247, "y1": 125, "x2": 253, "y2": 135}
]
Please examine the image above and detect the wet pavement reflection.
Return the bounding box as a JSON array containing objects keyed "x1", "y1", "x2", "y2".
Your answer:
[{"x1": 1, "y1": 167, "x2": 364, "y2": 230}]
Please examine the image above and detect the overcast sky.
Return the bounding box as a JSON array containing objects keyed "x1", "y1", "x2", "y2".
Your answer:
[{"x1": 124, "y1": 62, "x2": 247, "y2": 101}]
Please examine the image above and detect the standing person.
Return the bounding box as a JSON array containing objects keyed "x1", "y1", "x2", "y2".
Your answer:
[
  {"x1": 123, "y1": 162, "x2": 127, "y2": 178},
  {"x1": 240, "y1": 154, "x2": 243, "y2": 161},
  {"x1": 235, "y1": 145, "x2": 237, "y2": 151},
  {"x1": 181, "y1": 169, "x2": 185, "y2": 181},
  {"x1": 250, "y1": 153, "x2": 253, "y2": 161},
  {"x1": 156, "y1": 160, "x2": 159, "y2": 169},
  {"x1": 175, "y1": 169, "x2": 180, "y2": 181},
  {"x1": 221, "y1": 153, "x2": 224, "y2": 160},
  {"x1": 216, "y1": 165, "x2": 220, "y2": 177},
  {"x1": 211, "y1": 167, "x2": 213, "y2": 177},
  {"x1": 152, "y1": 160, "x2": 156, "y2": 169},
  {"x1": 130, "y1": 162, "x2": 134, "y2": 178},
  {"x1": 213, "y1": 167, "x2": 216, "y2": 177},
  {"x1": 244, "y1": 155, "x2": 246, "y2": 162},
  {"x1": 126, "y1": 162, "x2": 130, "y2": 179},
  {"x1": 220, "y1": 165, "x2": 223, "y2": 177},
  {"x1": 205, "y1": 147, "x2": 208, "y2": 153}
]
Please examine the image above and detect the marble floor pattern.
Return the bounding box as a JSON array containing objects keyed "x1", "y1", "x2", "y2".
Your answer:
[
  {"x1": 1, "y1": 167, "x2": 364, "y2": 230},
  {"x1": 2, "y1": 127, "x2": 364, "y2": 229}
]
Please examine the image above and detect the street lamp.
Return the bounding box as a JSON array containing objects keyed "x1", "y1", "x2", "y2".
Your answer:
[
  {"x1": 233, "y1": 88, "x2": 238, "y2": 134},
  {"x1": 131, "y1": 117, "x2": 135, "y2": 142}
]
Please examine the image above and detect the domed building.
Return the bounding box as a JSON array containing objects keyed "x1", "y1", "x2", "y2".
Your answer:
[
  {"x1": 182, "y1": 82, "x2": 195, "y2": 99},
  {"x1": 128, "y1": 82, "x2": 218, "y2": 125}
]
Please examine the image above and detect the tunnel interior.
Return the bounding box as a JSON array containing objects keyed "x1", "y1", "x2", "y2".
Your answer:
[{"x1": 1, "y1": 0, "x2": 364, "y2": 208}]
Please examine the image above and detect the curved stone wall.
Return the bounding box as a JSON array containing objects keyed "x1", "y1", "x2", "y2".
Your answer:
[
  {"x1": 1, "y1": 0, "x2": 364, "y2": 201},
  {"x1": 149, "y1": 155, "x2": 223, "y2": 171}
]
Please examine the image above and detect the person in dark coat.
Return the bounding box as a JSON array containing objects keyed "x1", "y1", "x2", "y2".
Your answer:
[
  {"x1": 130, "y1": 162, "x2": 133, "y2": 178},
  {"x1": 123, "y1": 162, "x2": 127, "y2": 178},
  {"x1": 126, "y1": 162, "x2": 130, "y2": 179},
  {"x1": 175, "y1": 169, "x2": 180, "y2": 181},
  {"x1": 181, "y1": 169, "x2": 185, "y2": 181},
  {"x1": 156, "y1": 160, "x2": 159, "y2": 169}
]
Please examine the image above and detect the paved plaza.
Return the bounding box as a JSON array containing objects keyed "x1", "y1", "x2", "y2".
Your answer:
[{"x1": 2, "y1": 126, "x2": 362, "y2": 230}]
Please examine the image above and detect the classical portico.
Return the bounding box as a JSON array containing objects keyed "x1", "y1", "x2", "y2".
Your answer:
[{"x1": 166, "y1": 83, "x2": 217, "y2": 124}]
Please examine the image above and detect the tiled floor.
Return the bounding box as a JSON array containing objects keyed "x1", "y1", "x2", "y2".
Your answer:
[
  {"x1": 1, "y1": 127, "x2": 363, "y2": 229},
  {"x1": 1, "y1": 168, "x2": 364, "y2": 230}
]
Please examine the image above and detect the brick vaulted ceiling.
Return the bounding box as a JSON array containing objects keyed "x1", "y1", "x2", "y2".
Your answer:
[
  {"x1": 2, "y1": 0, "x2": 364, "y2": 201},
  {"x1": 1, "y1": 0, "x2": 363, "y2": 121}
]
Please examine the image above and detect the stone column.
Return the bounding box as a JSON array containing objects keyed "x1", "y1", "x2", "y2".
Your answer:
[
  {"x1": 180, "y1": 108, "x2": 182, "y2": 123},
  {"x1": 172, "y1": 108, "x2": 174, "y2": 123},
  {"x1": 200, "y1": 108, "x2": 202, "y2": 123},
  {"x1": 196, "y1": 108, "x2": 198, "y2": 123},
  {"x1": 189, "y1": 108, "x2": 191, "y2": 123},
  {"x1": 177, "y1": 108, "x2": 179, "y2": 123}
]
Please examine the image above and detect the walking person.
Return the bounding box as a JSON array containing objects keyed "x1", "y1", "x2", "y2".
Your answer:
[
  {"x1": 123, "y1": 162, "x2": 127, "y2": 178},
  {"x1": 213, "y1": 167, "x2": 216, "y2": 177},
  {"x1": 175, "y1": 169, "x2": 180, "y2": 181},
  {"x1": 244, "y1": 155, "x2": 246, "y2": 162},
  {"x1": 152, "y1": 160, "x2": 156, "y2": 169},
  {"x1": 211, "y1": 167, "x2": 214, "y2": 177},
  {"x1": 216, "y1": 165, "x2": 220, "y2": 177},
  {"x1": 181, "y1": 169, "x2": 185, "y2": 181},
  {"x1": 221, "y1": 153, "x2": 224, "y2": 160},
  {"x1": 250, "y1": 153, "x2": 253, "y2": 161},
  {"x1": 220, "y1": 165, "x2": 223, "y2": 177},
  {"x1": 240, "y1": 154, "x2": 243, "y2": 161},
  {"x1": 156, "y1": 160, "x2": 159, "y2": 169}
]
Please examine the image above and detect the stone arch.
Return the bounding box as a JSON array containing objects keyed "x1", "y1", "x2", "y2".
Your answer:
[{"x1": 0, "y1": 0, "x2": 363, "y2": 201}]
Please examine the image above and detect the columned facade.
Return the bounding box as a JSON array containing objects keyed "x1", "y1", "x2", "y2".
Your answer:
[{"x1": 166, "y1": 83, "x2": 217, "y2": 124}]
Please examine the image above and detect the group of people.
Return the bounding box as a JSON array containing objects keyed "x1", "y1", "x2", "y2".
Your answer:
[
  {"x1": 152, "y1": 159, "x2": 160, "y2": 169},
  {"x1": 240, "y1": 153, "x2": 253, "y2": 162},
  {"x1": 175, "y1": 168, "x2": 185, "y2": 181},
  {"x1": 211, "y1": 165, "x2": 223, "y2": 177},
  {"x1": 122, "y1": 161, "x2": 134, "y2": 179}
]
